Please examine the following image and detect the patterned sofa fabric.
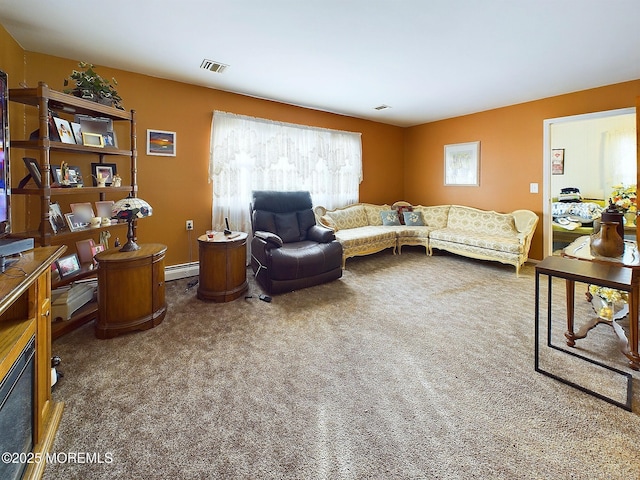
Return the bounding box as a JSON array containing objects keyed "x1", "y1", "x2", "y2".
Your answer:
[{"x1": 316, "y1": 202, "x2": 538, "y2": 274}]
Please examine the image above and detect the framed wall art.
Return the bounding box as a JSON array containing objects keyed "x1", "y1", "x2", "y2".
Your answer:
[
  {"x1": 551, "y1": 148, "x2": 565, "y2": 175},
  {"x1": 444, "y1": 141, "x2": 480, "y2": 186},
  {"x1": 147, "y1": 129, "x2": 176, "y2": 156}
]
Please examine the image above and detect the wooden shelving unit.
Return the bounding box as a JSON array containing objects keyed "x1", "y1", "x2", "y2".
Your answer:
[{"x1": 9, "y1": 82, "x2": 137, "y2": 338}]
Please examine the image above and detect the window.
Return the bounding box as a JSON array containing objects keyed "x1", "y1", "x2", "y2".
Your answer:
[{"x1": 209, "y1": 111, "x2": 362, "y2": 235}]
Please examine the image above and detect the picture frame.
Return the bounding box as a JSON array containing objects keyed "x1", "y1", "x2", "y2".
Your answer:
[
  {"x1": 95, "y1": 200, "x2": 115, "y2": 219},
  {"x1": 53, "y1": 117, "x2": 76, "y2": 144},
  {"x1": 48, "y1": 201, "x2": 67, "y2": 233},
  {"x1": 444, "y1": 141, "x2": 480, "y2": 186},
  {"x1": 75, "y1": 239, "x2": 96, "y2": 264},
  {"x1": 55, "y1": 253, "x2": 81, "y2": 278},
  {"x1": 65, "y1": 212, "x2": 87, "y2": 231},
  {"x1": 551, "y1": 148, "x2": 565, "y2": 175},
  {"x1": 51, "y1": 164, "x2": 84, "y2": 186},
  {"x1": 147, "y1": 129, "x2": 176, "y2": 156},
  {"x1": 82, "y1": 132, "x2": 104, "y2": 148},
  {"x1": 22, "y1": 157, "x2": 42, "y2": 188},
  {"x1": 103, "y1": 131, "x2": 117, "y2": 148},
  {"x1": 74, "y1": 114, "x2": 112, "y2": 136},
  {"x1": 90, "y1": 162, "x2": 118, "y2": 186},
  {"x1": 91, "y1": 244, "x2": 105, "y2": 264},
  {"x1": 70, "y1": 122, "x2": 83, "y2": 144},
  {"x1": 70, "y1": 202, "x2": 95, "y2": 223}
]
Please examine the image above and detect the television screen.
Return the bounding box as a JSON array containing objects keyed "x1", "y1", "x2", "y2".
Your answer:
[{"x1": 0, "y1": 69, "x2": 9, "y2": 235}]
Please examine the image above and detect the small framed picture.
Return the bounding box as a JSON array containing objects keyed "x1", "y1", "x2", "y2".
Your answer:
[
  {"x1": 82, "y1": 132, "x2": 104, "y2": 148},
  {"x1": 90, "y1": 163, "x2": 118, "y2": 186},
  {"x1": 22, "y1": 157, "x2": 42, "y2": 188},
  {"x1": 65, "y1": 213, "x2": 87, "y2": 231},
  {"x1": 147, "y1": 129, "x2": 176, "y2": 156},
  {"x1": 551, "y1": 148, "x2": 565, "y2": 175},
  {"x1": 70, "y1": 122, "x2": 83, "y2": 144},
  {"x1": 53, "y1": 117, "x2": 76, "y2": 144},
  {"x1": 103, "y1": 131, "x2": 117, "y2": 148},
  {"x1": 55, "y1": 253, "x2": 81, "y2": 278},
  {"x1": 444, "y1": 141, "x2": 481, "y2": 186},
  {"x1": 76, "y1": 239, "x2": 96, "y2": 264},
  {"x1": 95, "y1": 200, "x2": 115, "y2": 219},
  {"x1": 70, "y1": 202, "x2": 95, "y2": 223},
  {"x1": 48, "y1": 202, "x2": 67, "y2": 233},
  {"x1": 91, "y1": 244, "x2": 105, "y2": 264},
  {"x1": 51, "y1": 165, "x2": 84, "y2": 186}
]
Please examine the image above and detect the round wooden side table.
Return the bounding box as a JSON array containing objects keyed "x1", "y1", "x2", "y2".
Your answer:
[
  {"x1": 94, "y1": 243, "x2": 167, "y2": 339},
  {"x1": 197, "y1": 232, "x2": 248, "y2": 302}
]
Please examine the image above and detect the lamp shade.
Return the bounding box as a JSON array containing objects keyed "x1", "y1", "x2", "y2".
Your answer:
[{"x1": 112, "y1": 195, "x2": 153, "y2": 252}]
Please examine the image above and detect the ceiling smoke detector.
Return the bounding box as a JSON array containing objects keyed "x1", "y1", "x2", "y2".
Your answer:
[
  {"x1": 374, "y1": 104, "x2": 391, "y2": 111},
  {"x1": 200, "y1": 59, "x2": 228, "y2": 73}
]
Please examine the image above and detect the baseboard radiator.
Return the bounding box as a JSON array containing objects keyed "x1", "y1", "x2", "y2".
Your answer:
[{"x1": 165, "y1": 262, "x2": 199, "y2": 281}]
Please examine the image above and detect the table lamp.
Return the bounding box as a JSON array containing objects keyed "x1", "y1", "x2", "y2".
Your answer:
[{"x1": 112, "y1": 194, "x2": 153, "y2": 252}]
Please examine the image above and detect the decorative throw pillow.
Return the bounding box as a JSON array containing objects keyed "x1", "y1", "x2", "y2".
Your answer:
[
  {"x1": 380, "y1": 210, "x2": 401, "y2": 226},
  {"x1": 403, "y1": 211, "x2": 425, "y2": 226}
]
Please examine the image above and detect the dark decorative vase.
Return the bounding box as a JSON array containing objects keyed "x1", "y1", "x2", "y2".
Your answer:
[
  {"x1": 590, "y1": 221, "x2": 624, "y2": 257},
  {"x1": 601, "y1": 200, "x2": 624, "y2": 239}
]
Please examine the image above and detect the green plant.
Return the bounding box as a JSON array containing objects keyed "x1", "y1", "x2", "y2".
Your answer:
[{"x1": 63, "y1": 62, "x2": 123, "y2": 109}]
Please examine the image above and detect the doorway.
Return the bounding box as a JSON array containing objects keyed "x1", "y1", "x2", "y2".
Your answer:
[{"x1": 542, "y1": 107, "x2": 637, "y2": 257}]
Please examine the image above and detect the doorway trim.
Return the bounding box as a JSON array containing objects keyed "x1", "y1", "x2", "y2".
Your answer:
[{"x1": 542, "y1": 107, "x2": 636, "y2": 258}]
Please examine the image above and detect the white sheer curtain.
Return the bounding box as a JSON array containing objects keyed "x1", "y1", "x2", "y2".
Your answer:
[
  {"x1": 603, "y1": 127, "x2": 636, "y2": 191},
  {"x1": 209, "y1": 111, "x2": 362, "y2": 235}
]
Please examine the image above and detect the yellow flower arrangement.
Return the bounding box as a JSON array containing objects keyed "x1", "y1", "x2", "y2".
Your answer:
[
  {"x1": 611, "y1": 184, "x2": 637, "y2": 213},
  {"x1": 588, "y1": 284, "x2": 628, "y2": 304}
]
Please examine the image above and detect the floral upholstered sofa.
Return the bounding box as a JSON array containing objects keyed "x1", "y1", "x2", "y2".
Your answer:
[{"x1": 315, "y1": 202, "x2": 538, "y2": 275}]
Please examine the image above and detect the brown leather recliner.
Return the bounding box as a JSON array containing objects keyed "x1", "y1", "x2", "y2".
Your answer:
[{"x1": 250, "y1": 190, "x2": 343, "y2": 294}]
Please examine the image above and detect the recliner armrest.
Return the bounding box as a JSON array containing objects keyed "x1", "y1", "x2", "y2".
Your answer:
[
  {"x1": 254, "y1": 230, "x2": 283, "y2": 248},
  {"x1": 307, "y1": 224, "x2": 336, "y2": 243}
]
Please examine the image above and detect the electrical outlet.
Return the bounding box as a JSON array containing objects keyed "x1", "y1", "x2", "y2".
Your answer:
[{"x1": 186, "y1": 220, "x2": 194, "y2": 231}]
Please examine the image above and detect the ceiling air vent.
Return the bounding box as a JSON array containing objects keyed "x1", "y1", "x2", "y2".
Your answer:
[
  {"x1": 200, "y1": 59, "x2": 228, "y2": 74},
  {"x1": 374, "y1": 104, "x2": 391, "y2": 111}
]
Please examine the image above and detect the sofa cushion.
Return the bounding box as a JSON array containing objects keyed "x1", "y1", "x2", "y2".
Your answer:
[
  {"x1": 446, "y1": 206, "x2": 518, "y2": 236},
  {"x1": 334, "y1": 226, "x2": 396, "y2": 249},
  {"x1": 324, "y1": 205, "x2": 368, "y2": 230},
  {"x1": 403, "y1": 211, "x2": 424, "y2": 226},
  {"x1": 275, "y1": 212, "x2": 300, "y2": 243},
  {"x1": 253, "y1": 210, "x2": 277, "y2": 233},
  {"x1": 413, "y1": 205, "x2": 450, "y2": 229},
  {"x1": 320, "y1": 215, "x2": 338, "y2": 231},
  {"x1": 429, "y1": 229, "x2": 523, "y2": 254},
  {"x1": 297, "y1": 209, "x2": 317, "y2": 240},
  {"x1": 381, "y1": 210, "x2": 401, "y2": 226}
]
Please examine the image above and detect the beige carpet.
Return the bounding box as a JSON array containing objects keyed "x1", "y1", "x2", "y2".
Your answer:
[{"x1": 45, "y1": 249, "x2": 639, "y2": 479}]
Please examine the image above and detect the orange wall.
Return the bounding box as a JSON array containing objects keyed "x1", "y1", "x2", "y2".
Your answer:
[
  {"x1": 405, "y1": 80, "x2": 640, "y2": 260},
  {"x1": 0, "y1": 24, "x2": 403, "y2": 266}
]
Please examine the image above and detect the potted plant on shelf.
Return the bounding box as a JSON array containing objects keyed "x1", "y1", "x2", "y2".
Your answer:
[{"x1": 63, "y1": 61, "x2": 123, "y2": 109}]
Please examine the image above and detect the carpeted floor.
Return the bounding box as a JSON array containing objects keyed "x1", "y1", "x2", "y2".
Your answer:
[{"x1": 45, "y1": 249, "x2": 640, "y2": 479}]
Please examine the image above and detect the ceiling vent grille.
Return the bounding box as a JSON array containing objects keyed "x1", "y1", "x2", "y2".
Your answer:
[
  {"x1": 374, "y1": 104, "x2": 391, "y2": 111},
  {"x1": 200, "y1": 59, "x2": 228, "y2": 73}
]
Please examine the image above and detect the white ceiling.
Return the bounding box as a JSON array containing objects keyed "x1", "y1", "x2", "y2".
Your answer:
[{"x1": 1, "y1": 0, "x2": 639, "y2": 127}]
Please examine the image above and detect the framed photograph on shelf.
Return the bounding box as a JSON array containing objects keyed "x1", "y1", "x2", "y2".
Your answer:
[
  {"x1": 65, "y1": 212, "x2": 87, "y2": 232},
  {"x1": 90, "y1": 163, "x2": 118, "y2": 186},
  {"x1": 70, "y1": 122, "x2": 83, "y2": 144},
  {"x1": 70, "y1": 202, "x2": 95, "y2": 223},
  {"x1": 95, "y1": 200, "x2": 115, "y2": 219},
  {"x1": 147, "y1": 129, "x2": 176, "y2": 156},
  {"x1": 22, "y1": 157, "x2": 42, "y2": 188},
  {"x1": 53, "y1": 117, "x2": 75, "y2": 144},
  {"x1": 51, "y1": 164, "x2": 84, "y2": 186},
  {"x1": 82, "y1": 132, "x2": 104, "y2": 148},
  {"x1": 48, "y1": 202, "x2": 67, "y2": 233},
  {"x1": 91, "y1": 244, "x2": 105, "y2": 264},
  {"x1": 444, "y1": 141, "x2": 480, "y2": 186},
  {"x1": 55, "y1": 253, "x2": 81, "y2": 279},
  {"x1": 103, "y1": 131, "x2": 117, "y2": 148},
  {"x1": 551, "y1": 148, "x2": 565, "y2": 175},
  {"x1": 75, "y1": 239, "x2": 96, "y2": 264}
]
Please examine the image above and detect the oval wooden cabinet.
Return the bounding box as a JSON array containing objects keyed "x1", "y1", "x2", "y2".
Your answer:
[
  {"x1": 94, "y1": 243, "x2": 167, "y2": 339},
  {"x1": 197, "y1": 232, "x2": 248, "y2": 302}
]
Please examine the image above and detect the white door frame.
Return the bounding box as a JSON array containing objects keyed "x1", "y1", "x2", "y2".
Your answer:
[{"x1": 542, "y1": 107, "x2": 636, "y2": 258}]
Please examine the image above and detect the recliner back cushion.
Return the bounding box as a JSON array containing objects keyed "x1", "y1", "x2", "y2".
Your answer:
[
  {"x1": 275, "y1": 212, "x2": 301, "y2": 243},
  {"x1": 254, "y1": 210, "x2": 277, "y2": 233},
  {"x1": 297, "y1": 209, "x2": 316, "y2": 240}
]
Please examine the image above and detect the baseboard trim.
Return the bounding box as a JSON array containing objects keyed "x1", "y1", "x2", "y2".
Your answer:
[{"x1": 165, "y1": 262, "x2": 199, "y2": 281}]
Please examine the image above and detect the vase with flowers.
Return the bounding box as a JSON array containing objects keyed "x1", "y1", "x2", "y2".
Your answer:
[
  {"x1": 610, "y1": 184, "x2": 637, "y2": 226},
  {"x1": 63, "y1": 61, "x2": 123, "y2": 110}
]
